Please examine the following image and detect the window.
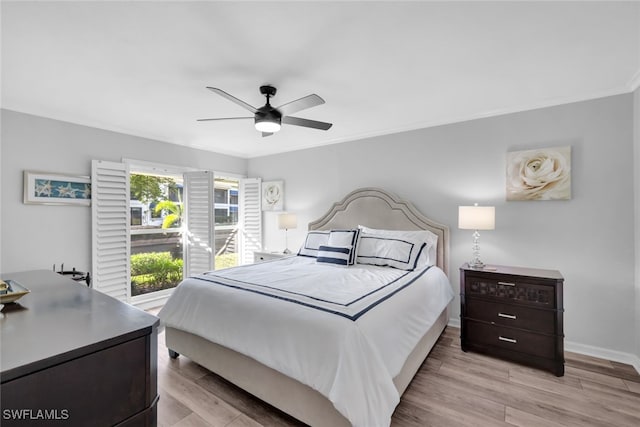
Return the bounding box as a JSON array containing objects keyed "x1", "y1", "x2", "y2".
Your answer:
[
  {"x1": 213, "y1": 176, "x2": 239, "y2": 270},
  {"x1": 92, "y1": 159, "x2": 260, "y2": 306},
  {"x1": 129, "y1": 171, "x2": 184, "y2": 299}
]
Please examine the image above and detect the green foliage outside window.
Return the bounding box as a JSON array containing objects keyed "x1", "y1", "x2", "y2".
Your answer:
[
  {"x1": 131, "y1": 252, "x2": 183, "y2": 296},
  {"x1": 130, "y1": 174, "x2": 176, "y2": 204},
  {"x1": 130, "y1": 252, "x2": 238, "y2": 296}
]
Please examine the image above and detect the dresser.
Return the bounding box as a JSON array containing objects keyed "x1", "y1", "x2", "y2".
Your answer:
[
  {"x1": 1, "y1": 270, "x2": 159, "y2": 426},
  {"x1": 460, "y1": 263, "x2": 564, "y2": 376}
]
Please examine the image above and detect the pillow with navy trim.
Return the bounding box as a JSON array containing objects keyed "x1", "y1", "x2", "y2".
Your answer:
[
  {"x1": 358, "y1": 225, "x2": 438, "y2": 267},
  {"x1": 356, "y1": 231, "x2": 427, "y2": 271},
  {"x1": 316, "y1": 245, "x2": 353, "y2": 266},
  {"x1": 327, "y1": 229, "x2": 360, "y2": 265},
  {"x1": 297, "y1": 230, "x2": 330, "y2": 258}
]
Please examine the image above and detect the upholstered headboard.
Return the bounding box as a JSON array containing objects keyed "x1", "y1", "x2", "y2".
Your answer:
[{"x1": 308, "y1": 187, "x2": 450, "y2": 275}]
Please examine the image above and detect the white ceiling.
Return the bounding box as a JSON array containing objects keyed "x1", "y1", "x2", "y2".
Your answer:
[{"x1": 2, "y1": 1, "x2": 640, "y2": 159}]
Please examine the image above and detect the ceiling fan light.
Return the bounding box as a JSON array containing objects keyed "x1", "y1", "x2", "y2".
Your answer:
[{"x1": 255, "y1": 118, "x2": 281, "y2": 133}]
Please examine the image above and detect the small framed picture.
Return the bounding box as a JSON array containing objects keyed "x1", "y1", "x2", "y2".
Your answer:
[
  {"x1": 23, "y1": 171, "x2": 91, "y2": 206},
  {"x1": 262, "y1": 180, "x2": 284, "y2": 211}
]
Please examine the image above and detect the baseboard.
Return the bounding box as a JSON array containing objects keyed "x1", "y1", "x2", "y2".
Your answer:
[
  {"x1": 565, "y1": 340, "x2": 640, "y2": 375},
  {"x1": 447, "y1": 317, "x2": 640, "y2": 374}
]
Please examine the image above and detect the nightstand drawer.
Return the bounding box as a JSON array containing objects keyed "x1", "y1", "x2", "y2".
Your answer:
[
  {"x1": 465, "y1": 298, "x2": 556, "y2": 334},
  {"x1": 465, "y1": 321, "x2": 555, "y2": 359},
  {"x1": 465, "y1": 274, "x2": 555, "y2": 307}
]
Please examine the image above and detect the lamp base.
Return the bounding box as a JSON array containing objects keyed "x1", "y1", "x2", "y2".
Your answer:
[
  {"x1": 468, "y1": 260, "x2": 485, "y2": 269},
  {"x1": 468, "y1": 230, "x2": 485, "y2": 269}
]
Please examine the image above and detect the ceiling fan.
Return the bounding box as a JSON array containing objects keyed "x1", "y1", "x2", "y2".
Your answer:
[{"x1": 198, "y1": 85, "x2": 333, "y2": 137}]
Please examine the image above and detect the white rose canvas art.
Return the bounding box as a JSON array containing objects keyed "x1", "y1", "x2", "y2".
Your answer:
[
  {"x1": 506, "y1": 146, "x2": 571, "y2": 201},
  {"x1": 262, "y1": 180, "x2": 284, "y2": 211}
]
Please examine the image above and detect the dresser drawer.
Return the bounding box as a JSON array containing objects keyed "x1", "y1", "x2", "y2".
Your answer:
[
  {"x1": 465, "y1": 320, "x2": 555, "y2": 359},
  {"x1": 465, "y1": 274, "x2": 555, "y2": 307},
  {"x1": 2, "y1": 336, "x2": 149, "y2": 426},
  {"x1": 465, "y1": 298, "x2": 556, "y2": 334}
]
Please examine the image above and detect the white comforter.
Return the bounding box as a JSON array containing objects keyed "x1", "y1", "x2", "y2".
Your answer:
[{"x1": 159, "y1": 256, "x2": 454, "y2": 427}]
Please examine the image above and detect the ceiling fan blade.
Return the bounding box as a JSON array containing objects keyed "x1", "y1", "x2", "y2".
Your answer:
[
  {"x1": 283, "y1": 116, "x2": 333, "y2": 130},
  {"x1": 276, "y1": 94, "x2": 325, "y2": 116},
  {"x1": 206, "y1": 87, "x2": 258, "y2": 113},
  {"x1": 196, "y1": 117, "x2": 253, "y2": 122},
  {"x1": 262, "y1": 132, "x2": 274, "y2": 137}
]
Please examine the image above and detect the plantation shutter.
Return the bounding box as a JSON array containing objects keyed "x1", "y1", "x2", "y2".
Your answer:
[
  {"x1": 238, "y1": 178, "x2": 262, "y2": 265},
  {"x1": 91, "y1": 160, "x2": 131, "y2": 302},
  {"x1": 183, "y1": 171, "x2": 215, "y2": 276}
]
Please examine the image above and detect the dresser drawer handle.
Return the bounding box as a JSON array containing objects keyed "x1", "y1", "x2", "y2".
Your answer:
[
  {"x1": 498, "y1": 281, "x2": 516, "y2": 287},
  {"x1": 498, "y1": 336, "x2": 517, "y2": 344},
  {"x1": 498, "y1": 312, "x2": 517, "y2": 320}
]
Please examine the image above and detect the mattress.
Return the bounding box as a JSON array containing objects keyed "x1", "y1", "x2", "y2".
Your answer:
[{"x1": 159, "y1": 256, "x2": 454, "y2": 427}]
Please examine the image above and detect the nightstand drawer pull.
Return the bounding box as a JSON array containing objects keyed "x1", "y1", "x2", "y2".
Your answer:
[
  {"x1": 498, "y1": 336, "x2": 517, "y2": 344},
  {"x1": 498, "y1": 281, "x2": 516, "y2": 287},
  {"x1": 498, "y1": 312, "x2": 517, "y2": 320}
]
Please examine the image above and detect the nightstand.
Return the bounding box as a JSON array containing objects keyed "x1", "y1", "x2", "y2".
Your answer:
[
  {"x1": 460, "y1": 263, "x2": 565, "y2": 376},
  {"x1": 253, "y1": 251, "x2": 291, "y2": 263}
]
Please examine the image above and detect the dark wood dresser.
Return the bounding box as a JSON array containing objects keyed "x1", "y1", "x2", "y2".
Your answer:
[
  {"x1": 1, "y1": 270, "x2": 159, "y2": 426},
  {"x1": 460, "y1": 263, "x2": 564, "y2": 376}
]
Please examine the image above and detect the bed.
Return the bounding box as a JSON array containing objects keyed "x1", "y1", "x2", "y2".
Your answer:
[{"x1": 159, "y1": 187, "x2": 453, "y2": 427}]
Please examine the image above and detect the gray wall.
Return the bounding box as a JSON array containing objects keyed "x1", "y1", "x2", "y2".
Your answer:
[
  {"x1": 249, "y1": 94, "x2": 636, "y2": 355},
  {"x1": 0, "y1": 109, "x2": 247, "y2": 274},
  {"x1": 1, "y1": 94, "x2": 636, "y2": 359},
  {"x1": 635, "y1": 86, "x2": 640, "y2": 361}
]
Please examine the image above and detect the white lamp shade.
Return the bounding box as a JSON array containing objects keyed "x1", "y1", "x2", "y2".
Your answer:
[
  {"x1": 278, "y1": 213, "x2": 297, "y2": 230},
  {"x1": 458, "y1": 206, "x2": 495, "y2": 230}
]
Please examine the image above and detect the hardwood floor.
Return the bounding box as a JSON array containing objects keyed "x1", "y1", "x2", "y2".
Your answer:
[{"x1": 155, "y1": 326, "x2": 640, "y2": 427}]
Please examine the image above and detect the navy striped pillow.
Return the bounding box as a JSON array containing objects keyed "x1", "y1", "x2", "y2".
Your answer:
[{"x1": 316, "y1": 245, "x2": 352, "y2": 266}]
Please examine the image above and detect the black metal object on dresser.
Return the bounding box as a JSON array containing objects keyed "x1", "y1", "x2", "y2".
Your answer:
[{"x1": 460, "y1": 263, "x2": 564, "y2": 376}]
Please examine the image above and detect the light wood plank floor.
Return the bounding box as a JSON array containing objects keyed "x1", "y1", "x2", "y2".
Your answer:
[{"x1": 155, "y1": 327, "x2": 640, "y2": 427}]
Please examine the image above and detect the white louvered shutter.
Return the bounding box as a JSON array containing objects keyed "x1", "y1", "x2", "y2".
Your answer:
[
  {"x1": 91, "y1": 160, "x2": 131, "y2": 302},
  {"x1": 238, "y1": 178, "x2": 262, "y2": 265},
  {"x1": 183, "y1": 171, "x2": 215, "y2": 277}
]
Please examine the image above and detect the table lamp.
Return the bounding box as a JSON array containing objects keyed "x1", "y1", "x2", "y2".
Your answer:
[
  {"x1": 458, "y1": 204, "x2": 495, "y2": 269},
  {"x1": 278, "y1": 213, "x2": 297, "y2": 254}
]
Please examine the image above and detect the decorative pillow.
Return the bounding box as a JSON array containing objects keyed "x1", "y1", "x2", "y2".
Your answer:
[
  {"x1": 327, "y1": 229, "x2": 360, "y2": 265},
  {"x1": 316, "y1": 245, "x2": 353, "y2": 266},
  {"x1": 356, "y1": 231, "x2": 427, "y2": 271},
  {"x1": 297, "y1": 231, "x2": 330, "y2": 258},
  {"x1": 358, "y1": 225, "x2": 438, "y2": 267}
]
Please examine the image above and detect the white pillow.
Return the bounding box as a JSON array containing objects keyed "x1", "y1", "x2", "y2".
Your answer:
[
  {"x1": 327, "y1": 229, "x2": 360, "y2": 265},
  {"x1": 297, "y1": 231, "x2": 330, "y2": 258},
  {"x1": 316, "y1": 245, "x2": 353, "y2": 267},
  {"x1": 357, "y1": 225, "x2": 438, "y2": 268},
  {"x1": 356, "y1": 232, "x2": 426, "y2": 271}
]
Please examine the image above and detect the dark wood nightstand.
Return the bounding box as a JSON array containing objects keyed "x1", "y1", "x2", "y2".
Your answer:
[{"x1": 460, "y1": 263, "x2": 565, "y2": 376}]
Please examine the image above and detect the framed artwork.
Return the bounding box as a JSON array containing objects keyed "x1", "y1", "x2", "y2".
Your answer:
[
  {"x1": 23, "y1": 171, "x2": 91, "y2": 206},
  {"x1": 262, "y1": 180, "x2": 284, "y2": 211},
  {"x1": 506, "y1": 146, "x2": 571, "y2": 201}
]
